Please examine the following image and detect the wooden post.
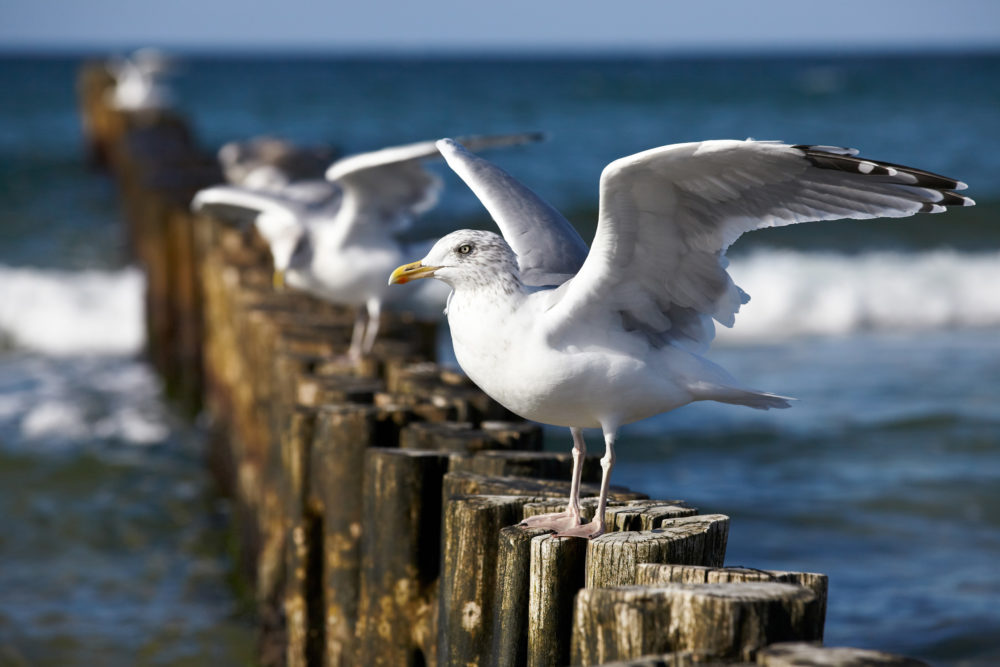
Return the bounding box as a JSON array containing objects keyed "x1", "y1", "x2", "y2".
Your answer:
[
  {"x1": 635, "y1": 564, "x2": 828, "y2": 637},
  {"x1": 604, "y1": 502, "x2": 699, "y2": 532},
  {"x1": 253, "y1": 407, "x2": 312, "y2": 666},
  {"x1": 585, "y1": 515, "x2": 731, "y2": 589},
  {"x1": 521, "y1": 499, "x2": 697, "y2": 532},
  {"x1": 437, "y1": 495, "x2": 548, "y2": 667},
  {"x1": 487, "y1": 498, "x2": 697, "y2": 667},
  {"x1": 563, "y1": 653, "x2": 744, "y2": 666},
  {"x1": 165, "y1": 205, "x2": 204, "y2": 414},
  {"x1": 758, "y1": 642, "x2": 930, "y2": 667},
  {"x1": 486, "y1": 510, "x2": 711, "y2": 667},
  {"x1": 449, "y1": 448, "x2": 597, "y2": 482},
  {"x1": 572, "y1": 582, "x2": 823, "y2": 665},
  {"x1": 491, "y1": 525, "x2": 553, "y2": 667},
  {"x1": 284, "y1": 506, "x2": 324, "y2": 667},
  {"x1": 390, "y1": 362, "x2": 514, "y2": 423},
  {"x1": 400, "y1": 421, "x2": 486, "y2": 451},
  {"x1": 357, "y1": 449, "x2": 451, "y2": 667},
  {"x1": 294, "y1": 373, "x2": 384, "y2": 409},
  {"x1": 444, "y1": 470, "x2": 647, "y2": 503},
  {"x1": 309, "y1": 404, "x2": 411, "y2": 666},
  {"x1": 400, "y1": 421, "x2": 544, "y2": 453},
  {"x1": 527, "y1": 535, "x2": 589, "y2": 667}
]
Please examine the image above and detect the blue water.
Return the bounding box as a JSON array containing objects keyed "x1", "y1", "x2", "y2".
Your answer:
[{"x1": 1, "y1": 52, "x2": 999, "y2": 665}]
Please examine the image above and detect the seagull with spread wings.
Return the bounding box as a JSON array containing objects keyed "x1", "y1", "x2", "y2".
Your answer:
[
  {"x1": 216, "y1": 136, "x2": 341, "y2": 207},
  {"x1": 389, "y1": 138, "x2": 974, "y2": 538},
  {"x1": 193, "y1": 132, "x2": 542, "y2": 359}
]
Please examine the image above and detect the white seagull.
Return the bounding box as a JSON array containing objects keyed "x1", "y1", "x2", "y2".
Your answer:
[
  {"x1": 389, "y1": 138, "x2": 975, "y2": 538},
  {"x1": 216, "y1": 136, "x2": 341, "y2": 207},
  {"x1": 107, "y1": 49, "x2": 175, "y2": 112},
  {"x1": 193, "y1": 132, "x2": 542, "y2": 359}
]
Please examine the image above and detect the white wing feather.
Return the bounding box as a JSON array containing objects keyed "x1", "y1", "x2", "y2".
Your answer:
[
  {"x1": 326, "y1": 133, "x2": 544, "y2": 236},
  {"x1": 191, "y1": 184, "x2": 308, "y2": 221},
  {"x1": 545, "y1": 139, "x2": 974, "y2": 352}
]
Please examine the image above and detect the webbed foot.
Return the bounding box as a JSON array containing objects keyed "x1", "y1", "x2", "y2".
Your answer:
[
  {"x1": 520, "y1": 510, "x2": 582, "y2": 533},
  {"x1": 553, "y1": 519, "x2": 604, "y2": 540}
]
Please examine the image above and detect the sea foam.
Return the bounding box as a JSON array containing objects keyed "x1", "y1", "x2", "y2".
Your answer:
[
  {"x1": 0, "y1": 264, "x2": 145, "y2": 355},
  {"x1": 717, "y1": 249, "x2": 1000, "y2": 343},
  {"x1": 1, "y1": 250, "x2": 998, "y2": 357}
]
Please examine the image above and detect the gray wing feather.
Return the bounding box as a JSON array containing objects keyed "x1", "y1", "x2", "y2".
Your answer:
[{"x1": 326, "y1": 133, "x2": 546, "y2": 236}]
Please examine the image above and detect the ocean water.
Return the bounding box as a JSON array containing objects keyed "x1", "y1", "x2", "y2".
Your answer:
[{"x1": 1, "y1": 52, "x2": 999, "y2": 665}]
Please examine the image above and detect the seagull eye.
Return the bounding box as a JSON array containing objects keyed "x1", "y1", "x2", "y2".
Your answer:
[{"x1": 457, "y1": 244, "x2": 473, "y2": 255}]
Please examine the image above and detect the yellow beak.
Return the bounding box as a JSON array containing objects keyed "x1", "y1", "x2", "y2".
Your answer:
[
  {"x1": 273, "y1": 269, "x2": 285, "y2": 290},
  {"x1": 389, "y1": 260, "x2": 440, "y2": 285}
]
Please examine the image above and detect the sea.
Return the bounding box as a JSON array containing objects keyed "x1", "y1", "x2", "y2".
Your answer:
[{"x1": 0, "y1": 52, "x2": 998, "y2": 665}]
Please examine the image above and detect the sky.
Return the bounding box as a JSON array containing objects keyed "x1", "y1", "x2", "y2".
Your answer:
[{"x1": 2, "y1": 0, "x2": 999, "y2": 53}]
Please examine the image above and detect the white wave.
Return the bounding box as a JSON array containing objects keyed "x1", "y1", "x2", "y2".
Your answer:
[
  {"x1": 0, "y1": 355, "x2": 170, "y2": 448},
  {"x1": 0, "y1": 264, "x2": 145, "y2": 355},
  {"x1": 1, "y1": 249, "x2": 996, "y2": 358},
  {"x1": 717, "y1": 249, "x2": 1000, "y2": 343}
]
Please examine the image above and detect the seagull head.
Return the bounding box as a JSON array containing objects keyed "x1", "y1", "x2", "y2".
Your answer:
[{"x1": 389, "y1": 229, "x2": 520, "y2": 289}]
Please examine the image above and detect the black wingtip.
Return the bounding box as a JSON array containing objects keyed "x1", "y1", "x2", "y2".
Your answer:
[
  {"x1": 795, "y1": 145, "x2": 969, "y2": 193},
  {"x1": 937, "y1": 190, "x2": 974, "y2": 207}
]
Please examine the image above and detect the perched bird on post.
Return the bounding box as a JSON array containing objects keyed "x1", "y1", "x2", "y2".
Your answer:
[
  {"x1": 194, "y1": 132, "x2": 543, "y2": 359},
  {"x1": 390, "y1": 137, "x2": 974, "y2": 538}
]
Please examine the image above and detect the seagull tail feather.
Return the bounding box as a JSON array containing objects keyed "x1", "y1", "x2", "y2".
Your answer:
[{"x1": 690, "y1": 382, "x2": 795, "y2": 410}]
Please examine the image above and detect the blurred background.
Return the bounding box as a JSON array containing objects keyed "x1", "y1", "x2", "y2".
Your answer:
[{"x1": 1, "y1": 1, "x2": 999, "y2": 665}]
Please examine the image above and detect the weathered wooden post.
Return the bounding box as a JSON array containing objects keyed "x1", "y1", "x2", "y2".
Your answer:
[
  {"x1": 258, "y1": 407, "x2": 315, "y2": 665},
  {"x1": 572, "y1": 581, "x2": 824, "y2": 665},
  {"x1": 491, "y1": 525, "x2": 553, "y2": 667},
  {"x1": 309, "y1": 403, "x2": 412, "y2": 666},
  {"x1": 438, "y1": 495, "x2": 549, "y2": 667},
  {"x1": 635, "y1": 563, "x2": 829, "y2": 636},
  {"x1": 758, "y1": 642, "x2": 930, "y2": 666},
  {"x1": 492, "y1": 510, "x2": 721, "y2": 667},
  {"x1": 527, "y1": 534, "x2": 589, "y2": 667},
  {"x1": 357, "y1": 449, "x2": 451, "y2": 666},
  {"x1": 585, "y1": 515, "x2": 730, "y2": 589}
]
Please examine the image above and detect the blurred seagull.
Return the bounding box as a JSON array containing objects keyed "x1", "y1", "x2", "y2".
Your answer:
[
  {"x1": 107, "y1": 48, "x2": 175, "y2": 112},
  {"x1": 217, "y1": 136, "x2": 341, "y2": 207},
  {"x1": 390, "y1": 138, "x2": 975, "y2": 538},
  {"x1": 194, "y1": 132, "x2": 543, "y2": 359}
]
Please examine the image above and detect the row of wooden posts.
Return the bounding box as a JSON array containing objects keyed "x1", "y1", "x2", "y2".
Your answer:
[{"x1": 77, "y1": 61, "x2": 928, "y2": 666}]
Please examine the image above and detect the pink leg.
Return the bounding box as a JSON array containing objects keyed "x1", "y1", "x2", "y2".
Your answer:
[
  {"x1": 551, "y1": 428, "x2": 615, "y2": 539},
  {"x1": 346, "y1": 310, "x2": 367, "y2": 361},
  {"x1": 360, "y1": 298, "x2": 382, "y2": 355},
  {"x1": 520, "y1": 427, "x2": 587, "y2": 532}
]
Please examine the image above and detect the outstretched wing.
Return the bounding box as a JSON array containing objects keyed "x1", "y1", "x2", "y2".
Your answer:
[
  {"x1": 436, "y1": 138, "x2": 589, "y2": 287},
  {"x1": 326, "y1": 132, "x2": 544, "y2": 236},
  {"x1": 191, "y1": 184, "x2": 308, "y2": 223},
  {"x1": 218, "y1": 136, "x2": 337, "y2": 188},
  {"x1": 190, "y1": 183, "x2": 313, "y2": 257},
  {"x1": 545, "y1": 139, "x2": 974, "y2": 352}
]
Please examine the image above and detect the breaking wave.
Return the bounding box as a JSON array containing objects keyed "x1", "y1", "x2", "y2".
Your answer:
[
  {"x1": 0, "y1": 264, "x2": 145, "y2": 355},
  {"x1": 718, "y1": 249, "x2": 1000, "y2": 343}
]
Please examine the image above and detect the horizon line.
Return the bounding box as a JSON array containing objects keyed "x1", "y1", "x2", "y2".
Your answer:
[{"x1": 2, "y1": 41, "x2": 999, "y2": 60}]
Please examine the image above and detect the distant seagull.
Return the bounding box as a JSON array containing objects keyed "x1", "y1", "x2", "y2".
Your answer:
[
  {"x1": 217, "y1": 136, "x2": 341, "y2": 207},
  {"x1": 106, "y1": 48, "x2": 175, "y2": 112},
  {"x1": 390, "y1": 138, "x2": 975, "y2": 538},
  {"x1": 194, "y1": 132, "x2": 543, "y2": 359}
]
